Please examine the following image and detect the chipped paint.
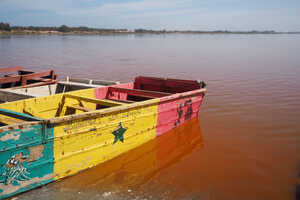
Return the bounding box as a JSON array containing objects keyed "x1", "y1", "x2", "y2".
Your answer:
[
  {"x1": 27, "y1": 145, "x2": 45, "y2": 162},
  {"x1": 0, "y1": 174, "x2": 53, "y2": 196},
  {"x1": 0, "y1": 131, "x2": 20, "y2": 141}
]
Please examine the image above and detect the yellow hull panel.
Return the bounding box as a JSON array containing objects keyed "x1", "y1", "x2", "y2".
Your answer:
[{"x1": 53, "y1": 100, "x2": 159, "y2": 180}]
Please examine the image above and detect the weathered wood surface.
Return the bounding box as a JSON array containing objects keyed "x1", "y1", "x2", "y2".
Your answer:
[{"x1": 0, "y1": 66, "x2": 58, "y2": 89}]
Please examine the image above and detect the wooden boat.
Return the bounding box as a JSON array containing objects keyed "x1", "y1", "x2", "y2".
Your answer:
[
  {"x1": 0, "y1": 66, "x2": 57, "y2": 89},
  {"x1": 0, "y1": 76, "x2": 206, "y2": 199},
  {"x1": 0, "y1": 77, "x2": 120, "y2": 103}
]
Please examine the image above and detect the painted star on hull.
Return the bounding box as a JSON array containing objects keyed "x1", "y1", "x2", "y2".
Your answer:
[{"x1": 112, "y1": 122, "x2": 127, "y2": 144}]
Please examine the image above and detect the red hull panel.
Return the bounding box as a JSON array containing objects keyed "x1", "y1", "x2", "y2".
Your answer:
[{"x1": 157, "y1": 94, "x2": 204, "y2": 136}]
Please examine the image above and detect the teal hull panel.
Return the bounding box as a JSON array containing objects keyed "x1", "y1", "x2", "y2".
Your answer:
[{"x1": 0, "y1": 124, "x2": 54, "y2": 199}]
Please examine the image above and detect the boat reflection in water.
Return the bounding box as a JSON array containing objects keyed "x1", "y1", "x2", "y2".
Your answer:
[{"x1": 46, "y1": 117, "x2": 204, "y2": 199}]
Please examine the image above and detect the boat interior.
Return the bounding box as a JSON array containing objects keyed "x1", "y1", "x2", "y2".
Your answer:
[
  {"x1": 0, "y1": 76, "x2": 204, "y2": 127},
  {"x1": 1, "y1": 77, "x2": 119, "y2": 97},
  {"x1": 0, "y1": 66, "x2": 57, "y2": 89}
]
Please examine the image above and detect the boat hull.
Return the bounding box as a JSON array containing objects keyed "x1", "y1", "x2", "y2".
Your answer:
[{"x1": 0, "y1": 77, "x2": 205, "y2": 199}]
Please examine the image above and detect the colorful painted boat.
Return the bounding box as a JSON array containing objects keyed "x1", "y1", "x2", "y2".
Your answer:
[
  {"x1": 0, "y1": 66, "x2": 57, "y2": 89},
  {"x1": 0, "y1": 77, "x2": 120, "y2": 103},
  {"x1": 0, "y1": 76, "x2": 206, "y2": 199}
]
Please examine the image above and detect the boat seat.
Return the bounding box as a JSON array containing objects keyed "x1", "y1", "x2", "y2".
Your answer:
[
  {"x1": 31, "y1": 78, "x2": 53, "y2": 82},
  {"x1": 55, "y1": 94, "x2": 126, "y2": 116},
  {"x1": 63, "y1": 94, "x2": 126, "y2": 106}
]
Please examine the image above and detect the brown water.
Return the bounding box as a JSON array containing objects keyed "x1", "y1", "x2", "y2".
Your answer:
[{"x1": 1, "y1": 34, "x2": 300, "y2": 200}]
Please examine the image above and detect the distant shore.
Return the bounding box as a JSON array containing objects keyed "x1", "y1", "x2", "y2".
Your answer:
[
  {"x1": 0, "y1": 30, "x2": 131, "y2": 35},
  {"x1": 0, "y1": 23, "x2": 299, "y2": 35},
  {"x1": 1, "y1": 30, "x2": 300, "y2": 35}
]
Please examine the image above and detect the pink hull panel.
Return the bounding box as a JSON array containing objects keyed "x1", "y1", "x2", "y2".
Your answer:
[
  {"x1": 94, "y1": 82, "x2": 134, "y2": 100},
  {"x1": 157, "y1": 94, "x2": 203, "y2": 136}
]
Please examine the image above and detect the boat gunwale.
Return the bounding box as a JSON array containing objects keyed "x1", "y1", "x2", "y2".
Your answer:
[
  {"x1": 46, "y1": 87, "x2": 206, "y2": 124},
  {"x1": 0, "y1": 121, "x2": 42, "y2": 132}
]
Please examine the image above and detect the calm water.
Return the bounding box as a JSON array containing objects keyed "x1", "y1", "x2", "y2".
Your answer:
[{"x1": 1, "y1": 34, "x2": 300, "y2": 200}]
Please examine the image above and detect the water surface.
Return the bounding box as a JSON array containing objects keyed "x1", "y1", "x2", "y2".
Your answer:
[{"x1": 1, "y1": 34, "x2": 300, "y2": 200}]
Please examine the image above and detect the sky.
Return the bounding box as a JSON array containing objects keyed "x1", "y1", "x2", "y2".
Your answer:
[{"x1": 0, "y1": 0, "x2": 299, "y2": 31}]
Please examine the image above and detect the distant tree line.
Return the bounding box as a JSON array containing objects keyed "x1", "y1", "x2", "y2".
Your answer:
[
  {"x1": 134, "y1": 29, "x2": 166, "y2": 33},
  {"x1": 56, "y1": 25, "x2": 128, "y2": 33},
  {"x1": 0, "y1": 22, "x2": 11, "y2": 31},
  {"x1": 0, "y1": 22, "x2": 128, "y2": 33},
  {"x1": 1, "y1": 22, "x2": 293, "y2": 35}
]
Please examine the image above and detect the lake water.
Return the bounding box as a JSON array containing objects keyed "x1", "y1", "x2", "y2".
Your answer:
[{"x1": 1, "y1": 34, "x2": 300, "y2": 200}]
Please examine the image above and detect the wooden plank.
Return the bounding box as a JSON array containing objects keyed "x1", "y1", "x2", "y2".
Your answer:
[
  {"x1": 58, "y1": 81, "x2": 104, "y2": 88},
  {"x1": 12, "y1": 80, "x2": 57, "y2": 89},
  {"x1": 4, "y1": 74, "x2": 17, "y2": 77},
  {"x1": 55, "y1": 95, "x2": 66, "y2": 117},
  {"x1": 63, "y1": 94, "x2": 126, "y2": 107},
  {"x1": 136, "y1": 76, "x2": 200, "y2": 85},
  {"x1": 0, "y1": 76, "x2": 21, "y2": 84},
  {"x1": 108, "y1": 87, "x2": 171, "y2": 98},
  {"x1": 21, "y1": 70, "x2": 56, "y2": 86},
  {"x1": 67, "y1": 77, "x2": 119, "y2": 86},
  {"x1": 66, "y1": 105, "x2": 93, "y2": 112},
  {"x1": 0, "y1": 66, "x2": 22, "y2": 73},
  {"x1": 31, "y1": 78, "x2": 53, "y2": 82}
]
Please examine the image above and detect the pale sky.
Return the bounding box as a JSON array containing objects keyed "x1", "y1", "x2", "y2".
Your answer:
[{"x1": 0, "y1": 0, "x2": 299, "y2": 31}]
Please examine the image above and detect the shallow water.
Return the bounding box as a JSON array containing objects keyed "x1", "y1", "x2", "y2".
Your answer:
[{"x1": 1, "y1": 34, "x2": 300, "y2": 200}]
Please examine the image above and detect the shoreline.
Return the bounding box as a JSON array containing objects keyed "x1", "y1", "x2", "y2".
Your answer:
[{"x1": 1, "y1": 30, "x2": 299, "y2": 36}]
